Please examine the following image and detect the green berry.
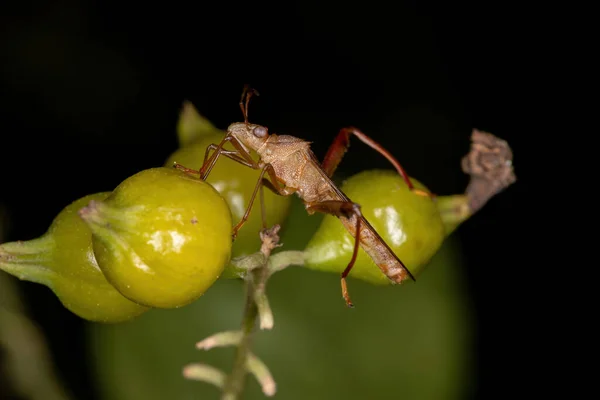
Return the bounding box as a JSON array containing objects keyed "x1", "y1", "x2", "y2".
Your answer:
[
  {"x1": 304, "y1": 170, "x2": 446, "y2": 285},
  {"x1": 164, "y1": 133, "x2": 292, "y2": 268},
  {"x1": 80, "y1": 167, "x2": 233, "y2": 308},
  {"x1": 0, "y1": 193, "x2": 149, "y2": 323}
]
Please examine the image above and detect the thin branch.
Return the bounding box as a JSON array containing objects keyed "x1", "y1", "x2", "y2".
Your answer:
[{"x1": 220, "y1": 225, "x2": 282, "y2": 400}]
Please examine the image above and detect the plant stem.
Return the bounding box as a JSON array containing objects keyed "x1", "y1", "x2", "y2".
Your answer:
[
  {"x1": 221, "y1": 226, "x2": 281, "y2": 400},
  {"x1": 221, "y1": 279, "x2": 259, "y2": 400}
]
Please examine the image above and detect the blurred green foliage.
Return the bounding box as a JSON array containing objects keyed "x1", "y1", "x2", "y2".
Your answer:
[
  {"x1": 88, "y1": 197, "x2": 473, "y2": 400},
  {"x1": 0, "y1": 206, "x2": 73, "y2": 400}
]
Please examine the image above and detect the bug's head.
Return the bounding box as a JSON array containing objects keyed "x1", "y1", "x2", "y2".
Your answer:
[{"x1": 227, "y1": 122, "x2": 270, "y2": 151}]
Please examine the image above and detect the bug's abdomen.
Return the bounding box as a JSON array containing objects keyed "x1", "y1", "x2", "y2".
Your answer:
[{"x1": 337, "y1": 213, "x2": 412, "y2": 284}]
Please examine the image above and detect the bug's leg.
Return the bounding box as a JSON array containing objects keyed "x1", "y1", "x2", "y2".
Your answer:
[
  {"x1": 177, "y1": 136, "x2": 283, "y2": 239},
  {"x1": 259, "y1": 172, "x2": 297, "y2": 229},
  {"x1": 173, "y1": 163, "x2": 201, "y2": 175},
  {"x1": 226, "y1": 138, "x2": 295, "y2": 230},
  {"x1": 260, "y1": 167, "x2": 297, "y2": 197},
  {"x1": 259, "y1": 176, "x2": 297, "y2": 230},
  {"x1": 173, "y1": 145, "x2": 249, "y2": 176},
  {"x1": 259, "y1": 184, "x2": 267, "y2": 229},
  {"x1": 197, "y1": 135, "x2": 235, "y2": 180},
  {"x1": 231, "y1": 164, "x2": 295, "y2": 240},
  {"x1": 201, "y1": 145, "x2": 246, "y2": 167},
  {"x1": 195, "y1": 140, "x2": 268, "y2": 236},
  {"x1": 321, "y1": 127, "x2": 431, "y2": 197},
  {"x1": 305, "y1": 200, "x2": 363, "y2": 308},
  {"x1": 202, "y1": 148, "x2": 255, "y2": 168},
  {"x1": 199, "y1": 134, "x2": 262, "y2": 180}
]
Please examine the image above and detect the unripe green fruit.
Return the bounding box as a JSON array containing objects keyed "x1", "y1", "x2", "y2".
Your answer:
[
  {"x1": 304, "y1": 170, "x2": 446, "y2": 285},
  {"x1": 164, "y1": 134, "x2": 292, "y2": 264},
  {"x1": 0, "y1": 193, "x2": 149, "y2": 323},
  {"x1": 80, "y1": 167, "x2": 233, "y2": 308}
]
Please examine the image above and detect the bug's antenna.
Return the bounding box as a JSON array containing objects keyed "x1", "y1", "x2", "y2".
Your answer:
[{"x1": 239, "y1": 85, "x2": 259, "y2": 126}]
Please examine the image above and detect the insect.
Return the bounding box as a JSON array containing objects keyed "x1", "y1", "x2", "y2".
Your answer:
[{"x1": 176, "y1": 86, "x2": 431, "y2": 307}]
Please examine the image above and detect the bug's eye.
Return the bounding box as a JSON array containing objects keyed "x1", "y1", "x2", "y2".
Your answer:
[{"x1": 252, "y1": 126, "x2": 268, "y2": 138}]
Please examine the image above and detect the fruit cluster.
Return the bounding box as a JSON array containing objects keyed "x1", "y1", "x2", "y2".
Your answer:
[{"x1": 1, "y1": 102, "x2": 477, "y2": 323}]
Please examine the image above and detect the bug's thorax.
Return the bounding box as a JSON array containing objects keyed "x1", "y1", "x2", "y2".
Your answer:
[
  {"x1": 259, "y1": 136, "x2": 316, "y2": 192},
  {"x1": 228, "y1": 122, "x2": 317, "y2": 192}
]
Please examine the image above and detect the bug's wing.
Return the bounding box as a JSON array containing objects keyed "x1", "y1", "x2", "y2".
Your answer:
[{"x1": 307, "y1": 151, "x2": 415, "y2": 282}]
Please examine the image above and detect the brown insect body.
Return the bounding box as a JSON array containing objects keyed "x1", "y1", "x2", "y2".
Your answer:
[
  {"x1": 177, "y1": 87, "x2": 428, "y2": 307},
  {"x1": 227, "y1": 122, "x2": 412, "y2": 285}
]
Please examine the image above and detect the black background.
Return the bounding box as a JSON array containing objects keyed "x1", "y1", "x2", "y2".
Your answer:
[{"x1": 1, "y1": 1, "x2": 543, "y2": 399}]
